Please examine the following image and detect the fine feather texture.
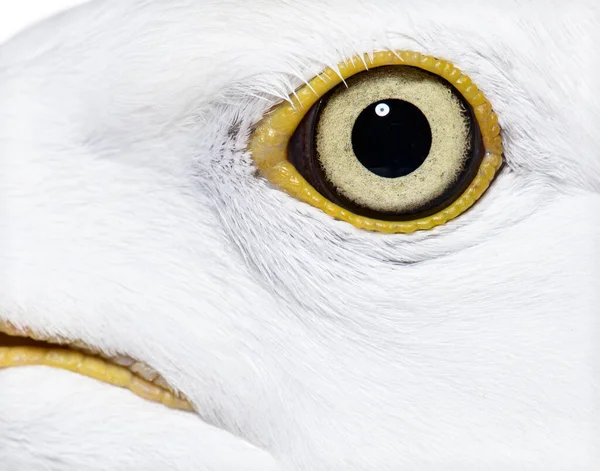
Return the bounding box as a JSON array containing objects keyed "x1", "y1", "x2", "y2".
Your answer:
[
  {"x1": 1, "y1": 0, "x2": 599, "y2": 470},
  {"x1": 0, "y1": 367, "x2": 281, "y2": 471}
]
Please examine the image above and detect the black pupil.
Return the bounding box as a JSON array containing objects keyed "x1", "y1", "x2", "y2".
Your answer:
[{"x1": 351, "y1": 99, "x2": 432, "y2": 178}]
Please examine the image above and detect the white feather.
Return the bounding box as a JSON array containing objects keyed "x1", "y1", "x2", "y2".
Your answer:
[{"x1": 1, "y1": 0, "x2": 599, "y2": 469}]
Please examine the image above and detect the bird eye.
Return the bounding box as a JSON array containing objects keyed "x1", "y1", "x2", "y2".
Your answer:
[{"x1": 249, "y1": 51, "x2": 503, "y2": 233}]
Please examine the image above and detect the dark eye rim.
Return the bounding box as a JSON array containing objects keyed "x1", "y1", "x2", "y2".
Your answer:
[{"x1": 287, "y1": 66, "x2": 487, "y2": 222}]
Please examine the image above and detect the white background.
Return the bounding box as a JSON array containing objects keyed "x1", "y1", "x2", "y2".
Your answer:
[{"x1": 0, "y1": 1, "x2": 86, "y2": 45}]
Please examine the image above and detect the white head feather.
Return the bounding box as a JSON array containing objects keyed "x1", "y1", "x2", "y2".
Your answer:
[{"x1": 1, "y1": 1, "x2": 599, "y2": 469}]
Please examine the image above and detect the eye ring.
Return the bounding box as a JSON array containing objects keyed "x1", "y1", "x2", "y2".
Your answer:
[{"x1": 249, "y1": 50, "x2": 503, "y2": 234}]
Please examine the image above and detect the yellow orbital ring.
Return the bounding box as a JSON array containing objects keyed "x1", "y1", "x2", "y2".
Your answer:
[{"x1": 249, "y1": 50, "x2": 503, "y2": 234}]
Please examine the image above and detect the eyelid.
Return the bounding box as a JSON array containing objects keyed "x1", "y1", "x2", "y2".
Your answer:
[{"x1": 249, "y1": 50, "x2": 504, "y2": 234}]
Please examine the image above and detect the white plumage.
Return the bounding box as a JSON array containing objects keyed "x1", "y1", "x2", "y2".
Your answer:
[{"x1": 0, "y1": 1, "x2": 599, "y2": 469}]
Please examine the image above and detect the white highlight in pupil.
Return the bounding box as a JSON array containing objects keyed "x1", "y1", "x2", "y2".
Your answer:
[{"x1": 375, "y1": 103, "x2": 390, "y2": 117}]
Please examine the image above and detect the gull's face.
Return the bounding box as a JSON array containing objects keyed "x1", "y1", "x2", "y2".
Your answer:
[{"x1": 1, "y1": 0, "x2": 599, "y2": 469}]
